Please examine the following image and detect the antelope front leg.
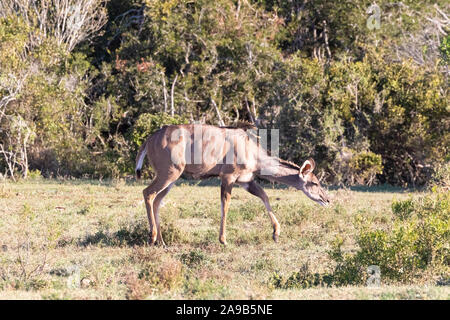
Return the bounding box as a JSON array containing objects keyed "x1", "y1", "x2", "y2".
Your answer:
[
  {"x1": 219, "y1": 179, "x2": 234, "y2": 245},
  {"x1": 242, "y1": 181, "x2": 280, "y2": 242}
]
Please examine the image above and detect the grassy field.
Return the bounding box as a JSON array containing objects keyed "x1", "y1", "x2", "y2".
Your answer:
[{"x1": 0, "y1": 179, "x2": 448, "y2": 300}]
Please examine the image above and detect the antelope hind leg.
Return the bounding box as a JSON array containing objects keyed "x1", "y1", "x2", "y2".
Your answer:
[
  {"x1": 143, "y1": 177, "x2": 171, "y2": 245},
  {"x1": 152, "y1": 183, "x2": 175, "y2": 246}
]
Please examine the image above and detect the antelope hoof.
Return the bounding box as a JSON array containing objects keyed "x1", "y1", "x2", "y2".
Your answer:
[
  {"x1": 272, "y1": 232, "x2": 279, "y2": 243},
  {"x1": 149, "y1": 232, "x2": 157, "y2": 245},
  {"x1": 219, "y1": 237, "x2": 227, "y2": 246},
  {"x1": 156, "y1": 238, "x2": 167, "y2": 247}
]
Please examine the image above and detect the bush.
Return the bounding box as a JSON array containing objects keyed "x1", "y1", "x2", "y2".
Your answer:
[
  {"x1": 27, "y1": 169, "x2": 43, "y2": 181},
  {"x1": 348, "y1": 151, "x2": 383, "y2": 186},
  {"x1": 329, "y1": 191, "x2": 450, "y2": 285},
  {"x1": 334, "y1": 149, "x2": 384, "y2": 186},
  {"x1": 429, "y1": 162, "x2": 450, "y2": 191},
  {"x1": 391, "y1": 198, "x2": 415, "y2": 220}
]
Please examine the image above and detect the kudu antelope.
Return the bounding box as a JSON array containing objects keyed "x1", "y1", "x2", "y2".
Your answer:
[{"x1": 135, "y1": 124, "x2": 330, "y2": 246}]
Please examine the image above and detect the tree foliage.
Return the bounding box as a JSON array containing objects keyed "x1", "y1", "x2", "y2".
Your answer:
[{"x1": 0, "y1": 0, "x2": 448, "y2": 184}]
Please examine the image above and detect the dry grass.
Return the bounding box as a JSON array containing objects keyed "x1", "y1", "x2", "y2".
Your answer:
[{"x1": 0, "y1": 179, "x2": 448, "y2": 300}]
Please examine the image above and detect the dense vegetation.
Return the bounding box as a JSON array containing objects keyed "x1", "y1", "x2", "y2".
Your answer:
[{"x1": 0, "y1": 0, "x2": 448, "y2": 186}]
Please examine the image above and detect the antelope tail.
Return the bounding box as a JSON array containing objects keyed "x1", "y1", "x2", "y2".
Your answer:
[{"x1": 135, "y1": 140, "x2": 148, "y2": 179}]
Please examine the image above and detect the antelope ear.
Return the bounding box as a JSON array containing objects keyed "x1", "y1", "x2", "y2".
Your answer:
[{"x1": 299, "y1": 158, "x2": 315, "y2": 177}]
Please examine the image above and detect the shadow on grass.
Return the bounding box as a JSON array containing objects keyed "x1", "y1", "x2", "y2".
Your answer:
[
  {"x1": 78, "y1": 223, "x2": 149, "y2": 247},
  {"x1": 77, "y1": 220, "x2": 186, "y2": 247}
]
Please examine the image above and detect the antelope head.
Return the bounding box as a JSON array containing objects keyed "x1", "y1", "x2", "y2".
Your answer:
[{"x1": 298, "y1": 158, "x2": 330, "y2": 206}]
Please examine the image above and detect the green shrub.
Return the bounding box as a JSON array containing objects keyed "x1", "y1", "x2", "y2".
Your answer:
[
  {"x1": 349, "y1": 151, "x2": 383, "y2": 186},
  {"x1": 328, "y1": 191, "x2": 449, "y2": 285},
  {"x1": 391, "y1": 198, "x2": 415, "y2": 220},
  {"x1": 27, "y1": 169, "x2": 43, "y2": 181},
  {"x1": 439, "y1": 34, "x2": 450, "y2": 63},
  {"x1": 429, "y1": 162, "x2": 450, "y2": 191}
]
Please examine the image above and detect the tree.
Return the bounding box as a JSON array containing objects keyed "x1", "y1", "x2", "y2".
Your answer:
[
  {"x1": 0, "y1": 1, "x2": 107, "y2": 178},
  {"x1": 0, "y1": 0, "x2": 108, "y2": 52}
]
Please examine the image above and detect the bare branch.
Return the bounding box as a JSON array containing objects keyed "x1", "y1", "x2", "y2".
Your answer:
[
  {"x1": 170, "y1": 74, "x2": 178, "y2": 117},
  {"x1": 211, "y1": 98, "x2": 225, "y2": 126},
  {"x1": 0, "y1": 0, "x2": 108, "y2": 52}
]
